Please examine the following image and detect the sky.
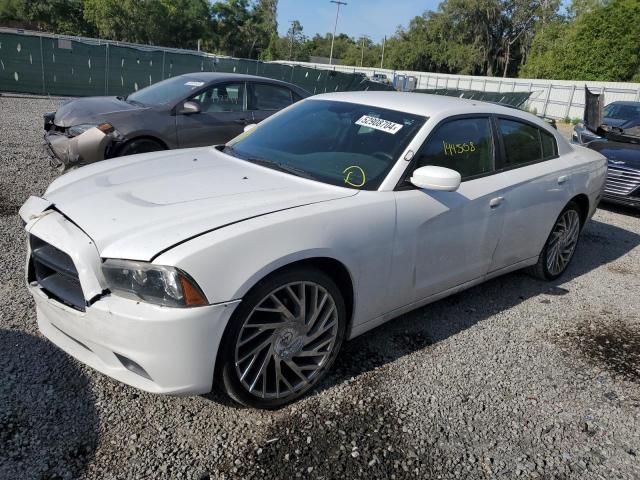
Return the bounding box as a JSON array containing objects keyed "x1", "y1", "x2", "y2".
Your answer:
[{"x1": 276, "y1": 0, "x2": 440, "y2": 43}]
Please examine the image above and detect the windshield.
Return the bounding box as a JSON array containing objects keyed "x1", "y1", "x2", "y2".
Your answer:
[
  {"x1": 225, "y1": 100, "x2": 426, "y2": 190},
  {"x1": 126, "y1": 76, "x2": 207, "y2": 106},
  {"x1": 603, "y1": 103, "x2": 640, "y2": 121}
]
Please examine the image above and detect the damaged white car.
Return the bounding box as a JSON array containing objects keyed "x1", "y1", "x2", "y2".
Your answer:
[{"x1": 22, "y1": 92, "x2": 606, "y2": 408}]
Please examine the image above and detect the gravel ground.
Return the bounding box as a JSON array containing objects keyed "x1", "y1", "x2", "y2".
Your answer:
[{"x1": 1, "y1": 94, "x2": 639, "y2": 480}]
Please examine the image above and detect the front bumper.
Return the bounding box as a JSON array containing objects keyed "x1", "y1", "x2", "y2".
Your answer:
[
  {"x1": 30, "y1": 283, "x2": 238, "y2": 394},
  {"x1": 22, "y1": 198, "x2": 239, "y2": 395},
  {"x1": 44, "y1": 127, "x2": 113, "y2": 168}
]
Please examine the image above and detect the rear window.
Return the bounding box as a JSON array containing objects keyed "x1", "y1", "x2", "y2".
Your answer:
[{"x1": 498, "y1": 119, "x2": 542, "y2": 167}]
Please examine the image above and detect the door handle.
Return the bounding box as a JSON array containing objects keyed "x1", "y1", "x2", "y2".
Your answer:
[
  {"x1": 558, "y1": 175, "x2": 568, "y2": 185},
  {"x1": 489, "y1": 196, "x2": 504, "y2": 208}
]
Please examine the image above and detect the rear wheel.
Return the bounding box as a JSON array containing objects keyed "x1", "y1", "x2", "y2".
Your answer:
[
  {"x1": 219, "y1": 267, "x2": 346, "y2": 409},
  {"x1": 117, "y1": 138, "x2": 164, "y2": 157},
  {"x1": 528, "y1": 201, "x2": 582, "y2": 280}
]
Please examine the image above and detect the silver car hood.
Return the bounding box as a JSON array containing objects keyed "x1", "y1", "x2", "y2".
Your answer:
[{"x1": 44, "y1": 147, "x2": 357, "y2": 261}]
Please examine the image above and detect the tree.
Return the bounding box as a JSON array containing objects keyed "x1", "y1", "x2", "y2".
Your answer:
[
  {"x1": 520, "y1": 0, "x2": 640, "y2": 81},
  {"x1": 83, "y1": 0, "x2": 211, "y2": 49},
  {"x1": 0, "y1": 0, "x2": 97, "y2": 35}
]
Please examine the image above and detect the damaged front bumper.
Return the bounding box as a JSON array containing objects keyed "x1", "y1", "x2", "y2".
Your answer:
[{"x1": 43, "y1": 125, "x2": 121, "y2": 169}]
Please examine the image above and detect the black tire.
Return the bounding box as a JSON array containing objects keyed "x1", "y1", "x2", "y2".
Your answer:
[
  {"x1": 528, "y1": 201, "x2": 583, "y2": 281},
  {"x1": 218, "y1": 267, "x2": 347, "y2": 409},
  {"x1": 117, "y1": 138, "x2": 164, "y2": 157}
]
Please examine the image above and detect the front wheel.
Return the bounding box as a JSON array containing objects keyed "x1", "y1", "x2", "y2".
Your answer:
[
  {"x1": 219, "y1": 267, "x2": 346, "y2": 409},
  {"x1": 117, "y1": 138, "x2": 164, "y2": 157},
  {"x1": 528, "y1": 201, "x2": 582, "y2": 280}
]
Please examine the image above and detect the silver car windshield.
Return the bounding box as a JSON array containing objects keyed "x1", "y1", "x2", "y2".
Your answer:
[
  {"x1": 225, "y1": 100, "x2": 426, "y2": 190},
  {"x1": 127, "y1": 76, "x2": 207, "y2": 106}
]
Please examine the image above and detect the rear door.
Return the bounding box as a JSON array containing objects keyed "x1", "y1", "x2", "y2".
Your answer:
[
  {"x1": 248, "y1": 82, "x2": 297, "y2": 124},
  {"x1": 176, "y1": 82, "x2": 252, "y2": 147},
  {"x1": 488, "y1": 116, "x2": 572, "y2": 272}
]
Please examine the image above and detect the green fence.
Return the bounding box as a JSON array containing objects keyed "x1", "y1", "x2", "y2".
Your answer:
[{"x1": 0, "y1": 30, "x2": 391, "y2": 97}]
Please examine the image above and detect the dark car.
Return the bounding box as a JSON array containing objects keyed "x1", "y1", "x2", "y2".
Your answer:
[
  {"x1": 587, "y1": 140, "x2": 640, "y2": 208},
  {"x1": 43, "y1": 72, "x2": 310, "y2": 169},
  {"x1": 572, "y1": 101, "x2": 640, "y2": 145}
]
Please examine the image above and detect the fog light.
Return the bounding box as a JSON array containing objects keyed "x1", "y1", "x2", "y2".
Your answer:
[{"x1": 114, "y1": 352, "x2": 152, "y2": 381}]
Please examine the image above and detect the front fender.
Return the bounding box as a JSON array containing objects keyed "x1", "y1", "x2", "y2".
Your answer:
[{"x1": 154, "y1": 192, "x2": 397, "y2": 330}]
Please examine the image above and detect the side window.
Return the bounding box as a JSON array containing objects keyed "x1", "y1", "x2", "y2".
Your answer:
[
  {"x1": 498, "y1": 119, "x2": 542, "y2": 167},
  {"x1": 250, "y1": 83, "x2": 293, "y2": 110},
  {"x1": 540, "y1": 129, "x2": 557, "y2": 158},
  {"x1": 190, "y1": 82, "x2": 245, "y2": 113},
  {"x1": 414, "y1": 117, "x2": 494, "y2": 179}
]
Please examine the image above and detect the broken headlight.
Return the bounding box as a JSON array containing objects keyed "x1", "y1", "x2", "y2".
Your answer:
[
  {"x1": 67, "y1": 123, "x2": 115, "y2": 138},
  {"x1": 102, "y1": 259, "x2": 207, "y2": 307}
]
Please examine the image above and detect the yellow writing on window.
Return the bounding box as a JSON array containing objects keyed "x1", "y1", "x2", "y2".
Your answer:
[{"x1": 443, "y1": 141, "x2": 476, "y2": 156}]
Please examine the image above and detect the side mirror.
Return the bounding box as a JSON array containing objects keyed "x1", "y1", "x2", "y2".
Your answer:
[
  {"x1": 244, "y1": 123, "x2": 257, "y2": 133},
  {"x1": 410, "y1": 165, "x2": 461, "y2": 192},
  {"x1": 179, "y1": 101, "x2": 201, "y2": 115}
]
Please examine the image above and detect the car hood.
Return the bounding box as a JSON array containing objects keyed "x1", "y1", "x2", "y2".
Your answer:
[
  {"x1": 54, "y1": 96, "x2": 148, "y2": 128},
  {"x1": 588, "y1": 140, "x2": 640, "y2": 169},
  {"x1": 43, "y1": 147, "x2": 357, "y2": 261}
]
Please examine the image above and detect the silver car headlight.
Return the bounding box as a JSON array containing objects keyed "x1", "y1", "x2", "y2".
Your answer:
[{"x1": 102, "y1": 259, "x2": 208, "y2": 307}]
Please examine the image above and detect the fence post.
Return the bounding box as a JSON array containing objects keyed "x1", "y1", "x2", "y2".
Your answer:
[
  {"x1": 635, "y1": 88, "x2": 640, "y2": 101},
  {"x1": 161, "y1": 50, "x2": 166, "y2": 80},
  {"x1": 39, "y1": 36, "x2": 45, "y2": 95},
  {"x1": 542, "y1": 83, "x2": 552, "y2": 116},
  {"x1": 564, "y1": 84, "x2": 576, "y2": 119},
  {"x1": 104, "y1": 43, "x2": 109, "y2": 95}
]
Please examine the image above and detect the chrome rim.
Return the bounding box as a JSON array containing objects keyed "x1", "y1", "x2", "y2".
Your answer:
[
  {"x1": 234, "y1": 281, "x2": 339, "y2": 399},
  {"x1": 546, "y1": 209, "x2": 580, "y2": 276}
]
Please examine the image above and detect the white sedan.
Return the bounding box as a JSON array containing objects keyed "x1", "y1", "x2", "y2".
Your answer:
[{"x1": 21, "y1": 92, "x2": 607, "y2": 408}]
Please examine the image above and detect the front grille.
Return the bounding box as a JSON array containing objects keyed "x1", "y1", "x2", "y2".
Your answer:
[
  {"x1": 604, "y1": 166, "x2": 640, "y2": 197},
  {"x1": 29, "y1": 235, "x2": 86, "y2": 311}
]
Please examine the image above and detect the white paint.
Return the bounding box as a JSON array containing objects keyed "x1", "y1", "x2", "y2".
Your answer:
[
  {"x1": 0, "y1": 60, "x2": 4, "y2": 71},
  {"x1": 121, "y1": 58, "x2": 124, "y2": 67},
  {"x1": 23, "y1": 93, "x2": 607, "y2": 397},
  {"x1": 13, "y1": 71, "x2": 18, "y2": 81},
  {"x1": 120, "y1": 75, "x2": 123, "y2": 86},
  {"x1": 52, "y1": 53, "x2": 55, "y2": 63},
  {"x1": 29, "y1": 53, "x2": 32, "y2": 64},
  {"x1": 16, "y1": 42, "x2": 21, "y2": 53},
  {"x1": 88, "y1": 58, "x2": 91, "y2": 69},
  {"x1": 134, "y1": 82, "x2": 138, "y2": 91}
]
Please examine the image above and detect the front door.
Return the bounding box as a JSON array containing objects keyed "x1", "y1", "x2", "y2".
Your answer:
[
  {"x1": 389, "y1": 116, "x2": 506, "y2": 308},
  {"x1": 248, "y1": 82, "x2": 295, "y2": 124},
  {"x1": 176, "y1": 82, "x2": 252, "y2": 147}
]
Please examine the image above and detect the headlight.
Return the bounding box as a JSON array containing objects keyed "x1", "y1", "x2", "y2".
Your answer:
[
  {"x1": 67, "y1": 122, "x2": 115, "y2": 138},
  {"x1": 102, "y1": 259, "x2": 207, "y2": 307}
]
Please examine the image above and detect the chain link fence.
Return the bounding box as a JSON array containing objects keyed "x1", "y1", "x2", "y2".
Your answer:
[{"x1": 0, "y1": 28, "x2": 391, "y2": 98}]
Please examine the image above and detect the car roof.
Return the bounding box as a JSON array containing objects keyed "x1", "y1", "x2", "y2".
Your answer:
[
  {"x1": 311, "y1": 91, "x2": 539, "y2": 120},
  {"x1": 178, "y1": 72, "x2": 305, "y2": 90}
]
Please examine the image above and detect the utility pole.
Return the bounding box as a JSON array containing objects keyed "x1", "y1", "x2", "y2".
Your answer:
[
  {"x1": 380, "y1": 35, "x2": 386, "y2": 69},
  {"x1": 329, "y1": 1, "x2": 347, "y2": 66},
  {"x1": 360, "y1": 36, "x2": 367, "y2": 67},
  {"x1": 288, "y1": 20, "x2": 296, "y2": 60}
]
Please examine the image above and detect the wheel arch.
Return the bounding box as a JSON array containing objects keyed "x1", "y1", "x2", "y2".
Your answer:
[{"x1": 569, "y1": 193, "x2": 590, "y2": 226}]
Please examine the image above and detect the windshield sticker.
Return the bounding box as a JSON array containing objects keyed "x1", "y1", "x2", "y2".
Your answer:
[
  {"x1": 343, "y1": 165, "x2": 366, "y2": 188},
  {"x1": 185, "y1": 81, "x2": 205, "y2": 87},
  {"x1": 443, "y1": 141, "x2": 476, "y2": 156},
  {"x1": 355, "y1": 115, "x2": 403, "y2": 134}
]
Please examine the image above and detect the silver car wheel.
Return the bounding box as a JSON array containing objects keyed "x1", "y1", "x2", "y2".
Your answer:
[
  {"x1": 546, "y1": 209, "x2": 580, "y2": 276},
  {"x1": 234, "y1": 281, "x2": 339, "y2": 400}
]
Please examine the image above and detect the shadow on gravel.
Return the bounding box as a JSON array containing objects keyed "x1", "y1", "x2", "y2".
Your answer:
[
  {"x1": 316, "y1": 219, "x2": 640, "y2": 392},
  {"x1": 0, "y1": 329, "x2": 99, "y2": 479}
]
